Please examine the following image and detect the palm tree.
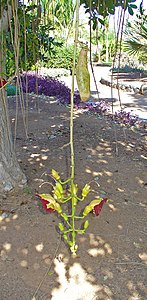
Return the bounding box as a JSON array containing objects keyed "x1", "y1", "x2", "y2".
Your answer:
[
  {"x1": 124, "y1": 8, "x2": 147, "y2": 63},
  {"x1": 39, "y1": 0, "x2": 75, "y2": 38}
]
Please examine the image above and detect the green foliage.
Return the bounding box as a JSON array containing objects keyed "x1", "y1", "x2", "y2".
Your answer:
[
  {"x1": 81, "y1": 0, "x2": 138, "y2": 29},
  {"x1": 53, "y1": 0, "x2": 74, "y2": 28},
  {"x1": 46, "y1": 44, "x2": 79, "y2": 70},
  {"x1": 124, "y1": 6, "x2": 147, "y2": 63},
  {"x1": 0, "y1": 0, "x2": 9, "y2": 17},
  {"x1": 5, "y1": 2, "x2": 62, "y2": 77},
  {"x1": 112, "y1": 65, "x2": 145, "y2": 73}
]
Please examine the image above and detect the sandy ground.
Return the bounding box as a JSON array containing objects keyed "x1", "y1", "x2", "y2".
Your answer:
[{"x1": 0, "y1": 68, "x2": 147, "y2": 300}]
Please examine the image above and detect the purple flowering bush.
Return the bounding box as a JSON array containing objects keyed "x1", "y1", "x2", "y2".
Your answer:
[
  {"x1": 114, "y1": 110, "x2": 139, "y2": 126},
  {"x1": 20, "y1": 72, "x2": 81, "y2": 105},
  {"x1": 75, "y1": 100, "x2": 110, "y2": 114},
  {"x1": 20, "y1": 72, "x2": 140, "y2": 127},
  {"x1": 20, "y1": 72, "x2": 110, "y2": 113}
]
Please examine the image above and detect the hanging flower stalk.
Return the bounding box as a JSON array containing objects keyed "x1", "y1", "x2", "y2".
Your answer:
[
  {"x1": 35, "y1": 0, "x2": 108, "y2": 256},
  {"x1": 36, "y1": 169, "x2": 108, "y2": 256}
]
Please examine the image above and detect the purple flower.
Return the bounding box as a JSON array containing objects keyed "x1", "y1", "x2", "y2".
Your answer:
[
  {"x1": 114, "y1": 110, "x2": 139, "y2": 126},
  {"x1": 20, "y1": 72, "x2": 80, "y2": 104}
]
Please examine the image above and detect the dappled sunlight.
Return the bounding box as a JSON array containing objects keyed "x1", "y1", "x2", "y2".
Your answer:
[
  {"x1": 20, "y1": 260, "x2": 28, "y2": 267},
  {"x1": 0, "y1": 213, "x2": 18, "y2": 223},
  {"x1": 127, "y1": 281, "x2": 144, "y2": 300},
  {"x1": 51, "y1": 254, "x2": 113, "y2": 300},
  {"x1": 138, "y1": 252, "x2": 147, "y2": 265},
  {"x1": 116, "y1": 232, "x2": 146, "y2": 264},
  {"x1": 21, "y1": 248, "x2": 29, "y2": 255},
  {"x1": 103, "y1": 170, "x2": 113, "y2": 176},
  {"x1": 35, "y1": 243, "x2": 44, "y2": 252},
  {"x1": 97, "y1": 159, "x2": 108, "y2": 164},
  {"x1": 1, "y1": 192, "x2": 146, "y2": 299},
  {"x1": 88, "y1": 248, "x2": 105, "y2": 257},
  {"x1": 3, "y1": 242, "x2": 12, "y2": 252},
  {"x1": 116, "y1": 187, "x2": 125, "y2": 192},
  {"x1": 1, "y1": 211, "x2": 51, "y2": 271},
  {"x1": 1, "y1": 207, "x2": 116, "y2": 299},
  {"x1": 135, "y1": 177, "x2": 144, "y2": 186},
  {"x1": 108, "y1": 203, "x2": 117, "y2": 212},
  {"x1": 118, "y1": 224, "x2": 123, "y2": 230},
  {"x1": 40, "y1": 148, "x2": 50, "y2": 152},
  {"x1": 42, "y1": 254, "x2": 52, "y2": 265},
  {"x1": 3, "y1": 72, "x2": 146, "y2": 299},
  {"x1": 29, "y1": 153, "x2": 48, "y2": 162},
  {"x1": 73, "y1": 108, "x2": 87, "y2": 118},
  {"x1": 86, "y1": 234, "x2": 112, "y2": 257},
  {"x1": 87, "y1": 143, "x2": 113, "y2": 160}
]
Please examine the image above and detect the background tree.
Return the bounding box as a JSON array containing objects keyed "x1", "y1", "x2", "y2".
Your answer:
[
  {"x1": 0, "y1": 1, "x2": 26, "y2": 192},
  {"x1": 124, "y1": 3, "x2": 147, "y2": 64}
]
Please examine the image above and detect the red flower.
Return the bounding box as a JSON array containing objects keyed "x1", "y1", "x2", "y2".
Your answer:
[
  {"x1": 0, "y1": 78, "x2": 7, "y2": 88},
  {"x1": 35, "y1": 194, "x2": 55, "y2": 213},
  {"x1": 93, "y1": 198, "x2": 108, "y2": 216},
  {"x1": 83, "y1": 198, "x2": 108, "y2": 217}
]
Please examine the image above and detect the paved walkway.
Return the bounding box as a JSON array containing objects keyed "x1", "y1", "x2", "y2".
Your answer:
[{"x1": 60, "y1": 65, "x2": 147, "y2": 120}]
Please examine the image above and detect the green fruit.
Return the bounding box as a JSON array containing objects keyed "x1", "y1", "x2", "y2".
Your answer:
[{"x1": 76, "y1": 46, "x2": 90, "y2": 102}]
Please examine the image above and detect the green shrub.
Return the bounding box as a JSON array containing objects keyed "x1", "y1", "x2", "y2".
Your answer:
[
  {"x1": 45, "y1": 44, "x2": 79, "y2": 71},
  {"x1": 112, "y1": 65, "x2": 146, "y2": 73}
]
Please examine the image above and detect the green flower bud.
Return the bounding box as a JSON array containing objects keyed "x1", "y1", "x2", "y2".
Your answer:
[
  {"x1": 55, "y1": 182, "x2": 64, "y2": 194},
  {"x1": 53, "y1": 189, "x2": 62, "y2": 200},
  {"x1": 52, "y1": 169, "x2": 60, "y2": 180},
  {"x1": 55, "y1": 202, "x2": 62, "y2": 213},
  {"x1": 73, "y1": 197, "x2": 77, "y2": 206},
  {"x1": 83, "y1": 204, "x2": 93, "y2": 217},
  {"x1": 84, "y1": 220, "x2": 89, "y2": 229},
  {"x1": 62, "y1": 213, "x2": 68, "y2": 221},
  {"x1": 63, "y1": 234, "x2": 68, "y2": 241},
  {"x1": 72, "y1": 183, "x2": 78, "y2": 195},
  {"x1": 82, "y1": 184, "x2": 91, "y2": 198},
  {"x1": 68, "y1": 241, "x2": 73, "y2": 246},
  {"x1": 58, "y1": 223, "x2": 64, "y2": 232},
  {"x1": 53, "y1": 182, "x2": 64, "y2": 200}
]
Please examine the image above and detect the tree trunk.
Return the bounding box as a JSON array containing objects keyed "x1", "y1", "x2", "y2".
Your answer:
[
  {"x1": 0, "y1": 4, "x2": 26, "y2": 192},
  {"x1": 0, "y1": 90, "x2": 27, "y2": 192}
]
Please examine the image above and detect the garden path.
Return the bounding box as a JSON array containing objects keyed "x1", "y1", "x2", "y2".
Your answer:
[{"x1": 60, "y1": 65, "x2": 147, "y2": 120}]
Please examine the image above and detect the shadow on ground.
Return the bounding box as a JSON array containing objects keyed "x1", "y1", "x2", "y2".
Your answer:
[{"x1": 1, "y1": 96, "x2": 147, "y2": 300}]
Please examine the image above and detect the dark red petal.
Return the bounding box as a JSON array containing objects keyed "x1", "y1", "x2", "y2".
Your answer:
[
  {"x1": 35, "y1": 194, "x2": 55, "y2": 213},
  {"x1": 40, "y1": 198, "x2": 55, "y2": 212},
  {"x1": 0, "y1": 78, "x2": 7, "y2": 88},
  {"x1": 93, "y1": 198, "x2": 108, "y2": 216}
]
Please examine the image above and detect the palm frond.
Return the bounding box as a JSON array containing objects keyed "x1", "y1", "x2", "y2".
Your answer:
[{"x1": 124, "y1": 11, "x2": 147, "y2": 61}]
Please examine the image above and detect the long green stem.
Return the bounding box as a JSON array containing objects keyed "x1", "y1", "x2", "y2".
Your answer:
[{"x1": 70, "y1": 0, "x2": 80, "y2": 255}]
